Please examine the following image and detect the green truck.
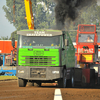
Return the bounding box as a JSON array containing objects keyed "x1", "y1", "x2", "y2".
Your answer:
[{"x1": 14, "y1": 29, "x2": 75, "y2": 88}]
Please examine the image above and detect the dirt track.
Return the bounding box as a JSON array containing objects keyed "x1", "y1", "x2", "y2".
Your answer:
[{"x1": 0, "y1": 80, "x2": 100, "y2": 100}]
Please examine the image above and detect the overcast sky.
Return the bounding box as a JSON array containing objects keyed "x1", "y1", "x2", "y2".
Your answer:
[{"x1": 0, "y1": 1, "x2": 16, "y2": 38}]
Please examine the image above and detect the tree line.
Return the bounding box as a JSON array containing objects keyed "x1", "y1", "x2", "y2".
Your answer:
[{"x1": 1, "y1": 0, "x2": 100, "y2": 41}]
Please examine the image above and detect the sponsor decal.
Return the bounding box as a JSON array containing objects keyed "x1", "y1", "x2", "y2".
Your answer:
[
  {"x1": 78, "y1": 48, "x2": 93, "y2": 53},
  {"x1": 26, "y1": 31, "x2": 52, "y2": 36}
]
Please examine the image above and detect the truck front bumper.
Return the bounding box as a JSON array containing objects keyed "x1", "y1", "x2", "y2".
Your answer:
[{"x1": 16, "y1": 66, "x2": 63, "y2": 80}]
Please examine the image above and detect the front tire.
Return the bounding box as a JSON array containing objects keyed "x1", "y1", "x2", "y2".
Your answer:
[
  {"x1": 67, "y1": 69, "x2": 75, "y2": 88},
  {"x1": 71, "y1": 69, "x2": 75, "y2": 87},
  {"x1": 18, "y1": 78, "x2": 27, "y2": 87}
]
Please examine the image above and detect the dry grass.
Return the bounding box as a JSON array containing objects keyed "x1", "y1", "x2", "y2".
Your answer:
[{"x1": 0, "y1": 76, "x2": 17, "y2": 80}]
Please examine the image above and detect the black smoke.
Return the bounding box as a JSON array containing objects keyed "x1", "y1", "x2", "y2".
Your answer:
[{"x1": 54, "y1": 0, "x2": 96, "y2": 30}]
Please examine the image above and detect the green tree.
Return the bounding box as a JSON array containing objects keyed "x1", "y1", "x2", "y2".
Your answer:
[
  {"x1": 4, "y1": 0, "x2": 100, "y2": 42},
  {"x1": 3, "y1": 0, "x2": 28, "y2": 30},
  {"x1": 9, "y1": 30, "x2": 18, "y2": 40},
  {"x1": 0, "y1": 36, "x2": 9, "y2": 40},
  {"x1": 95, "y1": 6, "x2": 100, "y2": 23},
  {"x1": 3, "y1": 0, "x2": 55, "y2": 30}
]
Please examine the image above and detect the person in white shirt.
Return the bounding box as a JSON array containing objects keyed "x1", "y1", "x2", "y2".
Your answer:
[{"x1": 86, "y1": 35, "x2": 93, "y2": 42}]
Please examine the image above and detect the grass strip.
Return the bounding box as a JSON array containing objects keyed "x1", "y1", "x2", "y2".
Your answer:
[{"x1": 0, "y1": 76, "x2": 17, "y2": 80}]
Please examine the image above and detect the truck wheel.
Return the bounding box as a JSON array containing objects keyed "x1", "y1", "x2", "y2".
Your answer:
[
  {"x1": 98, "y1": 77, "x2": 100, "y2": 85},
  {"x1": 58, "y1": 70, "x2": 67, "y2": 88},
  {"x1": 18, "y1": 78, "x2": 27, "y2": 87},
  {"x1": 71, "y1": 69, "x2": 75, "y2": 87},
  {"x1": 34, "y1": 82, "x2": 41, "y2": 87}
]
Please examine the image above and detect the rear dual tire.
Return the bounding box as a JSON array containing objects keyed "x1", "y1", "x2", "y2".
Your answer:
[
  {"x1": 67, "y1": 69, "x2": 75, "y2": 88},
  {"x1": 58, "y1": 70, "x2": 67, "y2": 88},
  {"x1": 71, "y1": 69, "x2": 75, "y2": 87}
]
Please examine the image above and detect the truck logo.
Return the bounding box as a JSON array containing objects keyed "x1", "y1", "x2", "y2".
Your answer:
[{"x1": 34, "y1": 50, "x2": 44, "y2": 56}]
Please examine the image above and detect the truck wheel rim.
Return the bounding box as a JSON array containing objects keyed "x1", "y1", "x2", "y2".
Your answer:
[
  {"x1": 72, "y1": 76, "x2": 74, "y2": 87},
  {"x1": 64, "y1": 77, "x2": 66, "y2": 88}
]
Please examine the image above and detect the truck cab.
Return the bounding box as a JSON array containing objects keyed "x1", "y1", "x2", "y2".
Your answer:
[
  {"x1": 16, "y1": 29, "x2": 75, "y2": 87},
  {"x1": 76, "y1": 24, "x2": 98, "y2": 64}
]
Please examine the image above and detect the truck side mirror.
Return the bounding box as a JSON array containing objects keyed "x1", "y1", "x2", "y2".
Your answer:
[
  {"x1": 65, "y1": 39, "x2": 69, "y2": 46},
  {"x1": 12, "y1": 38, "x2": 15, "y2": 48}
]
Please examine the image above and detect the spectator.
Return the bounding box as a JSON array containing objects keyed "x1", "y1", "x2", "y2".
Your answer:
[{"x1": 86, "y1": 35, "x2": 93, "y2": 42}]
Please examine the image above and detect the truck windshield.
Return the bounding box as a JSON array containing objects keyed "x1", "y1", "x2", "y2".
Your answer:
[
  {"x1": 78, "y1": 34, "x2": 94, "y2": 43},
  {"x1": 18, "y1": 35, "x2": 60, "y2": 47}
]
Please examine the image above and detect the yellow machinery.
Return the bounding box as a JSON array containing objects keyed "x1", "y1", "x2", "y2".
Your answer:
[
  {"x1": 13, "y1": 0, "x2": 34, "y2": 29},
  {"x1": 24, "y1": 0, "x2": 34, "y2": 29}
]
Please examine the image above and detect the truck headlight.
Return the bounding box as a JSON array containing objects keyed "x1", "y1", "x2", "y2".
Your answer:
[
  {"x1": 18, "y1": 70, "x2": 24, "y2": 73},
  {"x1": 52, "y1": 71, "x2": 59, "y2": 74}
]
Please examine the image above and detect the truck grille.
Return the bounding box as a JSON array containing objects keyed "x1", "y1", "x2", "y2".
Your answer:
[
  {"x1": 22, "y1": 56, "x2": 55, "y2": 66},
  {"x1": 30, "y1": 68, "x2": 46, "y2": 78}
]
